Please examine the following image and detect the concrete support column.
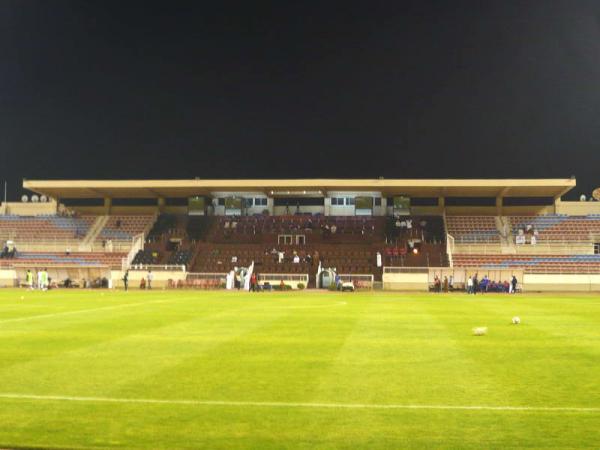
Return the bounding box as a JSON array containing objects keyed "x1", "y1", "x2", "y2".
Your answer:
[
  {"x1": 103, "y1": 197, "x2": 112, "y2": 214},
  {"x1": 324, "y1": 197, "x2": 331, "y2": 216},
  {"x1": 554, "y1": 196, "x2": 561, "y2": 214},
  {"x1": 496, "y1": 196, "x2": 503, "y2": 216}
]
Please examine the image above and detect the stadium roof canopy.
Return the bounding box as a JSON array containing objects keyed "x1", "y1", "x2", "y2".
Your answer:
[{"x1": 23, "y1": 178, "x2": 576, "y2": 199}]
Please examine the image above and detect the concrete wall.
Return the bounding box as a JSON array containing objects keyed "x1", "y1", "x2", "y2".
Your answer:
[
  {"x1": 110, "y1": 270, "x2": 187, "y2": 289},
  {"x1": 523, "y1": 273, "x2": 600, "y2": 292},
  {"x1": 0, "y1": 269, "x2": 17, "y2": 287},
  {"x1": 3, "y1": 201, "x2": 58, "y2": 216},
  {"x1": 382, "y1": 272, "x2": 429, "y2": 291},
  {"x1": 555, "y1": 201, "x2": 600, "y2": 215}
]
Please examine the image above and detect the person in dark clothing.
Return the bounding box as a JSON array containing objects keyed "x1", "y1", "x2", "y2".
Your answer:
[
  {"x1": 472, "y1": 273, "x2": 478, "y2": 295},
  {"x1": 123, "y1": 270, "x2": 129, "y2": 291},
  {"x1": 511, "y1": 275, "x2": 518, "y2": 294}
]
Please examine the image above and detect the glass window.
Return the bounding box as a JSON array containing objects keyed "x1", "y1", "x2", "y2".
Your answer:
[
  {"x1": 218, "y1": 198, "x2": 225, "y2": 206},
  {"x1": 374, "y1": 197, "x2": 382, "y2": 206},
  {"x1": 346, "y1": 197, "x2": 355, "y2": 205}
]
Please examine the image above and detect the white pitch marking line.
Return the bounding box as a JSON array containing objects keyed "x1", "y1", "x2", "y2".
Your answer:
[
  {"x1": 0, "y1": 298, "x2": 174, "y2": 326},
  {"x1": 0, "y1": 393, "x2": 598, "y2": 413},
  {"x1": 277, "y1": 301, "x2": 348, "y2": 309}
]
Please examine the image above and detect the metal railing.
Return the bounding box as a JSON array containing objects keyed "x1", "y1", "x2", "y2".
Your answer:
[
  {"x1": 128, "y1": 263, "x2": 186, "y2": 272},
  {"x1": 339, "y1": 273, "x2": 374, "y2": 289},
  {"x1": 257, "y1": 273, "x2": 309, "y2": 283}
]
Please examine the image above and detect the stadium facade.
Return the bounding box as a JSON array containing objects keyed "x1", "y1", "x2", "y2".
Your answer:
[{"x1": 0, "y1": 177, "x2": 598, "y2": 291}]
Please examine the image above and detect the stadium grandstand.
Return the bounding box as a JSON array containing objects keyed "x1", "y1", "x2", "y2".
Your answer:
[{"x1": 0, "y1": 177, "x2": 599, "y2": 291}]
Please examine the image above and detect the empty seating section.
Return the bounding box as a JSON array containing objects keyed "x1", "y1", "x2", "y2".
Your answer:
[
  {"x1": 0, "y1": 252, "x2": 126, "y2": 268},
  {"x1": 446, "y1": 216, "x2": 499, "y2": 243},
  {"x1": 187, "y1": 216, "x2": 215, "y2": 241},
  {"x1": 169, "y1": 249, "x2": 193, "y2": 266},
  {"x1": 146, "y1": 214, "x2": 177, "y2": 241},
  {"x1": 453, "y1": 254, "x2": 600, "y2": 273},
  {"x1": 97, "y1": 215, "x2": 155, "y2": 242},
  {"x1": 0, "y1": 215, "x2": 91, "y2": 241},
  {"x1": 509, "y1": 215, "x2": 600, "y2": 241},
  {"x1": 132, "y1": 249, "x2": 158, "y2": 265}
]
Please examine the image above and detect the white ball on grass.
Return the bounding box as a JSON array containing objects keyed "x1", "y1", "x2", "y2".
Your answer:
[
  {"x1": 512, "y1": 316, "x2": 521, "y2": 325},
  {"x1": 472, "y1": 327, "x2": 488, "y2": 336}
]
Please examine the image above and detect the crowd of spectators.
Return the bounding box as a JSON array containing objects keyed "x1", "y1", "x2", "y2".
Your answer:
[
  {"x1": 433, "y1": 273, "x2": 519, "y2": 293},
  {"x1": 1, "y1": 240, "x2": 16, "y2": 258},
  {"x1": 516, "y1": 223, "x2": 539, "y2": 245}
]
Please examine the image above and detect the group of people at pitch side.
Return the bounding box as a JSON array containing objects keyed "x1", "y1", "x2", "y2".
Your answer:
[
  {"x1": 466, "y1": 273, "x2": 518, "y2": 294},
  {"x1": 122, "y1": 269, "x2": 154, "y2": 291},
  {"x1": 24, "y1": 269, "x2": 49, "y2": 291}
]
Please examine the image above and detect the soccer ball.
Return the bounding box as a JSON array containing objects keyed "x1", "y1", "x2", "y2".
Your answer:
[
  {"x1": 472, "y1": 326, "x2": 488, "y2": 336},
  {"x1": 512, "y1": 316, "x2": 521, "y2": 325}
]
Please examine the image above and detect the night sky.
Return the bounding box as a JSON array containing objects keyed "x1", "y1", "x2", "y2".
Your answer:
[{"x1": 1, "y1": 0, "x2": 599, "y2": 199}]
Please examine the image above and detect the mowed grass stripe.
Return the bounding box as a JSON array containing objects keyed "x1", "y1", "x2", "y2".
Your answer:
[
  {"x1": 0, "y1": 295, "x2": 281, "y2": 396},
  {"x1": 310, "y1": 294, "x2": 502, "y2": 406},
  {"x1": 112, "y1": 294, "x2": 363, "y2": 402}
]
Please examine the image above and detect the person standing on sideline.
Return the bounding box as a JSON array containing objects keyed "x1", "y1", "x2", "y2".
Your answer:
[
  {"x1": 147, "y1": 270, "x2": 153, "y2": 289},
  {"x1": 38, "y1": 269, "x2": 48, "y2": 291},
  {"x1": 123, "y1": 270, "x2": 129, "y2": 291},
  {"x1": 511, "y1": 275, "x2": 518, "y2": 294},
  {"x1": 26, "y1": 269, "x2": 34, "y2": 290},
  {"x1": 472, "y1": 273, "x2": 479, "y2": 295},
  {"x1": 467, "y1": 276, "x2": 473, "y2": 294}
]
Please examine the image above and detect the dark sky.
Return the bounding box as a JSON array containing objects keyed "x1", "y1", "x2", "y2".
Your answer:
[{"x1": 1, "y1": 0, "x2": 599, "y2": 199}]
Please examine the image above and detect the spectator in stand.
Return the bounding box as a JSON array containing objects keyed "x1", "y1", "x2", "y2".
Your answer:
[
  {"x1": 278, "y1": 251, "x2": 284, "y2": 263},
  {"x1": 330, "y1": 224, "x2": 337, "y2": 234},
  {"x1": 306, "y1": 253, "x2": 313, "y2": 265},
  {"x1": 293, "y1": 254, "x2": 300, "y2": 264},
  {"x1": 231, "y1": 255, "x2": 238, "y2": 263},
  {"x1": 530, "y1": 235, "x2": 537, "y2": 245}
]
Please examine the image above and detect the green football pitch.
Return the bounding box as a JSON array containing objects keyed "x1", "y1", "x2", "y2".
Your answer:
[{"x1": 0, "y1": 289, "x2": 598, "y2": 449}]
